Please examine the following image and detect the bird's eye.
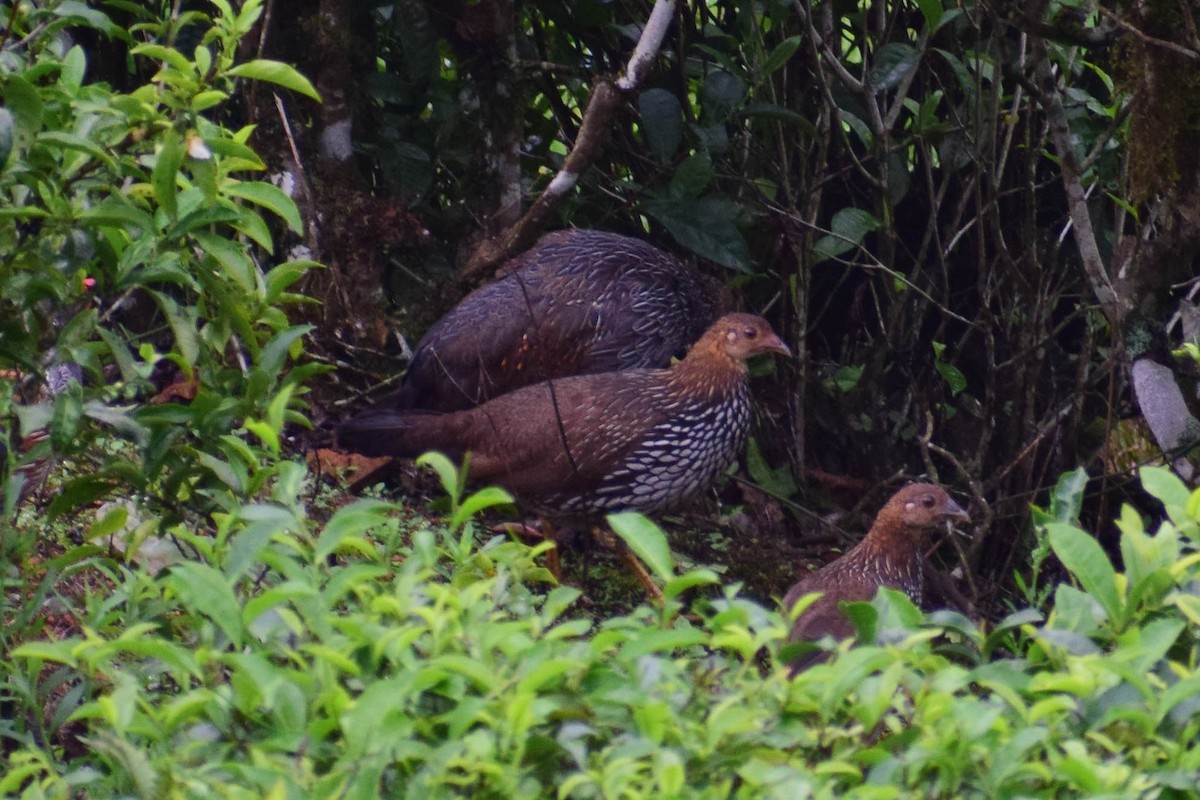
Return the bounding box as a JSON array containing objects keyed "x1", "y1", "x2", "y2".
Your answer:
[
  {"x1": 922, "y1": 495, "x2": 936, "y2": 508},
  {"x1": 743, "y1": 327, "x2": 757, "y2": 339}
]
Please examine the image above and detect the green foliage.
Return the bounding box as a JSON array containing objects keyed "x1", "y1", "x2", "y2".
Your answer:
[
  {"x1": 2, "y1": 2, "x2": 1196, "y2": 796},
  {"x1": 3, "y1": 466, "x2": 1200, "y2": 797},
  {"x1": 0, "y1": 0, "x2": 320, "y2": 527},
  {"x1": 1018, "y1": 467, "x2": 1090, "y2": 609}
]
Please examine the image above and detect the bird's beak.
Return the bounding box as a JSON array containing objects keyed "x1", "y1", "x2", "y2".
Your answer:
[
  {"x1": 760, "y1": 333, "x2": 792, "y2": 358},
  {"x1": 940, "y1": 496, "x2": 971, "y2": 525}
]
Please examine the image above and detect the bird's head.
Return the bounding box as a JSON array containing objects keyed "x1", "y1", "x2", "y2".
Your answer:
[
  {"x1": 879, "y1": 483, "x2": 971, "y2": 532},
  {"x1": 707, "y1": 313, "x2": 791, "y2": 361}
]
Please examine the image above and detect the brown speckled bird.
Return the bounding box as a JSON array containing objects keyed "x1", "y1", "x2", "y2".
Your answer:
[
  {"x1": 783, "y1": 483, "x2": 970, "y2": 669},
  {"x1": 392, "y1": 229, "x2": 724, "y2": 411},
  {"x1": 2, "y1": 363, "x2": 81, "y2": 511},
  {"x1": 339, "y1": 314, "x2": 789, "y2": 515}
]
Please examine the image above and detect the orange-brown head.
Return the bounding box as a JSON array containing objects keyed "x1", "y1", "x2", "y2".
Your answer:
[
  {"x1": 783, "y1": 483, "x2": 970, "y2": 671},
  {"x1": 892, "y1": 483, "x2": 970, "y2": 526},
  {"x1": 867, "y1": 483, "x2": 970, "y2": 544},
  {"x1": 713, "y1": 313, "x2": 791, "y2": 360},
  {"x1": 671, "y1": 313, "x2": 789, "y2": 398}
]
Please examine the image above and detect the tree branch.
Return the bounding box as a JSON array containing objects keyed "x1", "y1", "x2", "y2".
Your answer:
[{"x1": 458, "y1": 0, "x2": 679, "y2": 284}]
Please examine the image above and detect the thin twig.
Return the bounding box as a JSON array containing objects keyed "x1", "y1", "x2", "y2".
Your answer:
[{"x1": 1098, "y1": 5, "x2": 1200, "y2": 61}]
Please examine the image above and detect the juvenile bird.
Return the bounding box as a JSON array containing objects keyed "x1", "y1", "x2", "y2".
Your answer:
[
  {"x1": 339, "y1": 314, "x2": 789, "y2": 515},
  {"x1": 392, "y1": 229, "x2": 723, "y2": 411},
  {"x1": 783, "y1": 483, "x2": 970, "y2": 670}
]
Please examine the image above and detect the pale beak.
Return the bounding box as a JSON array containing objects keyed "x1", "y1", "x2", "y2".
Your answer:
[
  {"x1": 760, "y1": 333, "x2": 791, "y2": 358},
  {"x1": 940, "y1": 496, "x2": 971, "y2": 525}
]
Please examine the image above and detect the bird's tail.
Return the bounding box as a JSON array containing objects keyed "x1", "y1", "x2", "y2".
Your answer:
[{"x1": 335, "y1": 408, "x2": 454, "y2": 458}]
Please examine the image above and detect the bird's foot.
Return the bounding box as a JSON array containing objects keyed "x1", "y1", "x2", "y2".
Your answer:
[{"x1": 591, "y1": 527, "x2": 665, "y2": 604}]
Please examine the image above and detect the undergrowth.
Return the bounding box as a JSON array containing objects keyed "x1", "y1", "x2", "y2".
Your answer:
[{"x1": 2, "y1": 461, "x2": 1199, "y2": 798}]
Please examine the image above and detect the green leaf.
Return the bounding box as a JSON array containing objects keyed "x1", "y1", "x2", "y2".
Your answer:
[
  {"x1": 265, "y1": 260, "x2": 317, "y2": 303},
  {"x1": 830, "y1": 364, "x2": 864, "y2": 392},
  {"x1": 191, "y1": 89, "x2": 228, "y2": 112},
  {"x1": 935, "y1": 48, "x2": 976, "y2": 95},
  {"x1": 165, "y1": 205, "x2": 239, "y2": 238},
  {"x1": 415, "y1": 451, "x2": 463, "y2": 504},
  {"x1": 3, "y1": 75, "x2": 44, "y2": 138},
  {"x1": 226, "y1": 60, "x2": 321, "y2": 101},
  {"x1": 516, "y1": 658, "x2": 583, "y2": 694},
  {"x1": 79, "y1": 197, "x2": 155, "y2": 233},
  {"x1": 663, "y1": 569, "x2": 720, "y2": 603},
  {"x1": 48, "y1": 476, "x2": 119, "y2": 519},
  {"x1": 745, "y1": 436, "x2": 797, "y2": 498},
  {"x1": 224, "y1": 180, "x2": 303, "y2": 234},
  {"x1": 168, "y1": 562, "x2": 245, "y2": 647},
  {"x1": 640, "y1": 196, "x2": 752, "y2": 271},
  {"x1": 193, "y1": 231, "x2": 259, "y2": 294},
  {"x1": 669, "y1": 150, "x2": 713, "y2": 200},
  {"x1": 202, "y1": 133, "x2": 265, "y2": 168},
  {"x1": 37, "y1": 131, "x2": 117, "y2": 171},
  {"x1": 11, "y1": 640, "x2": 78, "y2": 666},
  {"x1": 1139, "y1": 466, "x2": 1189, "y2": 517},
  {"x1": 49, "y1": 386, "x2": 84, "y2": 450},
  {"x1": 740, "y1": 103, "x2": 815, "y2": 135},
  {"x1": 132, "y1": 42, "x2": 195, "y2": 75},
  {"x1": 607, "y1": 512, "x2": 674, "y2": 584},
  {"x1": 916, "y1": 0, "x2": 945, "y2": 32},
  {"x1": 84, "y1": 401, "x2": 149, "y2": 446},
  {"x1": 244, "y1": 419, "x2": 279, "y2": 454},
  {"x1": 86, "y1": 504, "x2": 129, "y2": 541},
  {"x1": 257, "y1": 324, "x2": 312, "y2": 376},
  {"x1": 841, "y1": 600, "x2": 879, "y2": 642},
  {"x1": 1046, "y1": 522, "x2": 1122, "y2": 625},
  {"x1": 96, "y1": 326, "x2": 142, "y2": 386},
  {"x1": 77, "y1": 731, "x2": 157, "y2": 797},
  {"x1": 638, "y1": 88, "x2": 683, "y2": 162},
  {"x1": 1119, "y1": 508, "x2": 1179, "y2": 612},
  {"x1": 0, "y1": 108, "x2": 14, "y2": 168},
  {"x1": 1048, "y1": 467, "x2": 1088, "y2": 524},
  {"x1": 451, "y1": 486, "x2": 514, "y2": 531},
  {"x1": 53, "y1": 1, "x2": 119, "y2": 35},
  {"x1": 146, "y1": 290, "x2": 200, "y2": 367},
  {"x1": 430, "y1": 654, "x2": 501, "y2": 691},
  {"x1": 701, "y1": 70, "x2": 746, "y2": 121},
  {"x1": 619, "y1": 628, "x2": 708, "y2": 659},
  {"x1": 870, "y1": 43, "x2": 922, "y2": 91},
  {"x1": 762, "y1": 36, "x2": 803, "y2": 75},
  {"x1": 936, "y1": 361, "x2": 967, "y2": 396},
  {"x1": 315, "y1": 499, "x2": 394, "y2": 561},
  {"x1": 812, "y1": 207, "x2": 882, "y2": 263},
  {"x1": 152, "y1": 128, "x2": 185, "y2": 218}
]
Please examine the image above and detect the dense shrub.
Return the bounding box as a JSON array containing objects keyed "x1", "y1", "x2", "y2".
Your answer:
[
  {"x1": 0, "y1": 0, "x2": 320, "y2": 531},
  {"x1": 3, "y1": 3, "x2": 1199, "y2": 798},
  {"x1": 2, "y1": 461, "x2": 1198, "y2": 797}
]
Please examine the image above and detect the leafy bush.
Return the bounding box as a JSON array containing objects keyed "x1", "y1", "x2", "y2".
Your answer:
[
  {"x1": 3, "y1": 462, "x2": 1199, "y2": 797},
  {"x1": 3, "y1": 4, "x2": 1199, "y2": 797},
  {"x1": 0, "y1": 0, "x2": 320, "y2": 530}
]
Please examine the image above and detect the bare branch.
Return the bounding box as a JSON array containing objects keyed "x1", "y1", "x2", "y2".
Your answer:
[
  {"x1": 459, "y1": 1, "x2": 680, "y2": 283},
  {"x1": 1025, "y1": 48, "x2": 1128, "y2": 327}
]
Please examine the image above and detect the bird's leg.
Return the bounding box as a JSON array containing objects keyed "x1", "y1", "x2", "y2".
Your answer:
[{"x1": 591, "y1": 527, "x2": 665, "y2": 604}]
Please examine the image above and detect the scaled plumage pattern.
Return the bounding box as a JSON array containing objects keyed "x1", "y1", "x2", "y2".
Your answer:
[
  {"x1": 339, "y1": 313, "x2": 789, "y2": 515},
  {"x1": 783, "y1": 483, "x2": 970, "y2": 669},
  {"x1": 393, "y1": 229, "x2": 723, "y2": 411},
  {"x1": 2, "y1": 363, "x2": 81, "y2": 511}
]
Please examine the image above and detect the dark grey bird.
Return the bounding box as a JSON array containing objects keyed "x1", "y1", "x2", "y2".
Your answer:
[{"x1": 392, "y1": 229, "x2": 724, "y2": 411}]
